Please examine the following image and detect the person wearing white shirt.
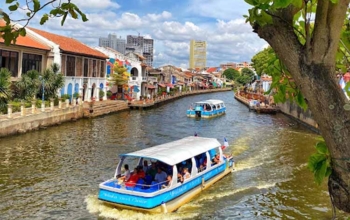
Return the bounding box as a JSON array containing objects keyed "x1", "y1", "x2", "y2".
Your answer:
[{"x1": 118, "y1": 164, "x2": 131, "y2": 182}]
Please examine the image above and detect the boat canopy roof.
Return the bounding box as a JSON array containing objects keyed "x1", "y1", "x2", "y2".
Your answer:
[
  {"x1": 120, "y1": 136, "x2": 221, "y2": 166},
  {"x1": 195, "y1": 99, "x2": 224, "y2": 105}
]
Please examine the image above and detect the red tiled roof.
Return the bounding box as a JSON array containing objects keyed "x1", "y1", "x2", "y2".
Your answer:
[
  {"x1": 0, "y1": 20, "x2": 50, "y2": 50},
  {"x1": 28, "y1": 27, "x2": 108, "y2": 59},
  {"x1": 206, "y1": 67, "x2": 217, "y2": 73}
]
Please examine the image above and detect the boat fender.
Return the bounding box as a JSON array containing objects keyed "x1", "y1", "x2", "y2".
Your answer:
[
  {"x1": 201, "y1": 177, "x2": 206, "y2": 189},
  {"x1": 161, "y1": 202, "x2": 168, "y2": 213}
]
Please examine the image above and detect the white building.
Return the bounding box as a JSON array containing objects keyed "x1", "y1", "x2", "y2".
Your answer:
[
  {"x1": 26, "y1": 27, "x2": 109, "y2": 102},
  {"x1": 94, "y1": 47, "x2": 148, "y2": 100},
  {"x1": 99, "y1": 34, "x2": 126, "y2": 55}
]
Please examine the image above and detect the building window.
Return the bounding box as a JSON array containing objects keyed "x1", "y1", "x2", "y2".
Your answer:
[
  {"x1": 100, "y1": 60, "x2": 105, "y2": 77},
  {"x1": 83, "y1": 58, "x2": 89, "y2": 77},
  {"x1": 0, "y1": 49, "x2": 18, "y2": 77},
  {"x1": 66, "y1": 56, "x2": 75, "y2": 76},
  {"x1": 92, "y1": 60, "x2": 97, "y2": 77},
  {"x1": 22, "y1": 53, "x2": 42, "y2": 74}
]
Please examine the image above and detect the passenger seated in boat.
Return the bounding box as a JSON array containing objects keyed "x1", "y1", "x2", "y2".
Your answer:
[
  {"x1": 125, "y1": 168, "x2": 139, "y2": 187},
  {"x1": 154, "y1": 167, "x2": 168, "y2": 183},
  {"x1": 162, "y1": 175, "x2": 172, "y2": 188},
  {"x1": 177, "y1": 172, "x2": 184, "y2": 183},
  {"x1": 137, "y1": 166, "x2": 146, "y2": 179},
  {"x1": 183, "y1": 167, "x2": 191, "y2": 180},
  {"x1": 143, "y1": 160, "x2": 149, "y2": 173},
  {"x1": 118, "y1": 164, "x2": 131, "y2": 182},
  {"x1": 146, "y1": 162, "x2": 157, "y2": 179},
  {"x1": 212, "y1": 154, "x2": 221, "y2": 165}
]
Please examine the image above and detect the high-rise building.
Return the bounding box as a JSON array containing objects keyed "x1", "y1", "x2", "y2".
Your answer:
[
  {"x1": 189, "y1": 40, "x2": 207, "y2": 69},
  {"x1": 126, "y1": 35, "x2": 154, "y2": 67},
  {"x1": 98, "y1": 34, "x2": 126, "y2": 54}
]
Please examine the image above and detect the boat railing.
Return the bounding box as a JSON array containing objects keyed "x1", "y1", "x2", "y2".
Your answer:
[{"x1": 110, "y1": 179, "x2": 169, "y2": 192}]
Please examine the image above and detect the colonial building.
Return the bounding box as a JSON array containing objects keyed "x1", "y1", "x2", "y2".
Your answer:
[
  {"x1": 26, "y1": 28, "x2": 108, "y2": 101},
  {"x1": 94, "y1": 47, "x2": 145, "y2": 100},
  {"x1": 0, "y1": 20, "x2": 51, "y2": 79}
]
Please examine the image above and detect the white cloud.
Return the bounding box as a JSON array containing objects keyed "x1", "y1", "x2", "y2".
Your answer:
[
  {"x1": 145, "y1": 11, "x2": 172, "y2": 22},
  {"x1": 21, "y1": 1, "x2": 266, "y2": 67},
  {"x1": 73, "y1": 0, "x2": 120, "y2": 10}
]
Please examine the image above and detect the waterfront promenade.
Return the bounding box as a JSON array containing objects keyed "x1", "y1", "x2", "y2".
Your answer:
[{"x1": 0, "y1": 88, "x2": 231, "y2": 137}]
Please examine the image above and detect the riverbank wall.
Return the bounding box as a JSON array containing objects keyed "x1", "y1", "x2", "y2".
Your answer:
[
  {"x1": 234, "y1": 91, "x2": 319, "y2": 133},
  {"x1": 129, "y1": 88, "x2": 232, "y2": 110},
  {"x1": 0, "y1": 104, "x2": 83, "y2": 138},
  {"x1": 277, "y1": 101, "x2": 319, "y2": 133},
  {"x1": 0, "y1": 88, "x2": 232, "y2": 137}
]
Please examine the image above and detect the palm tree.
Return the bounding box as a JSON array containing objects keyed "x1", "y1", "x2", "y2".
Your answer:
[
  {"x1": 0, "y1": 68, "x2": 13, "y2": 113},
  {"x1": 38, "y1": 63, "x2": 64, "y2": 100},
  {"x1": 16, "y1": 69, "x2": 40, "y2": 100}
]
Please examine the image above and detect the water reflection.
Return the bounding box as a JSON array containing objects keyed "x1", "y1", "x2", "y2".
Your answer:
[{"x1": 0, "y1": 91, "x2": 347, "y2": 219}]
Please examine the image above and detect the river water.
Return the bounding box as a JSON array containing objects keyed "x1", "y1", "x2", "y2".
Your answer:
[{"x1": 0, "y1": 91, "x2": 347, "y2": 219}]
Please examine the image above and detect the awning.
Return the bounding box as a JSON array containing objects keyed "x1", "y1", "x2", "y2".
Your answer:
[
  {"x1": 147, "y1": 85, "x2": 155, "y2": 89},
  {"x1": 166, "y1": 83, "x2": 174, "y2": 88},
  {"x1": 158, "y1": 83, "x2": 166, "y2": 87}
]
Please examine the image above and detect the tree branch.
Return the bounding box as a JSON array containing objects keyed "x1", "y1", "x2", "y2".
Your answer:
[{"x1": 311, "y1": 0, "x2": 350, "y2": 65}]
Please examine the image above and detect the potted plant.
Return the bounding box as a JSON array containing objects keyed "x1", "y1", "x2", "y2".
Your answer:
[
  {"x1": 99, "y1": 90, "x2": 105, "y2": 101},
  {"x1": 107, "y1": 90, "x2": 112, "y2": 99}
]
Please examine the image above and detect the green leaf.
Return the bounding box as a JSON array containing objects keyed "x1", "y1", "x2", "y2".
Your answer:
[
  {"x1": 69, "y1": 8, "x2": 78, "y2": 19},
  {"x1": 329, "y1": 0, "x2": 339, "y2": 4},
  {"x1": 40, "y1": 14, "x2": 49, "y2": 25},
  {"x1": 315, "y1": 141, "x2": 328, "y2": 154},
  {"x1": 244, "y1": 0, "x2": 258, "y2": 6},
  {"x1": 61, "y1": 12, "x2": 68, "y2": 26},
  {"x1": 273, "y1": 0, "x2": 293, "y2": 8},
  {"x1": 26, "y1": 12, "x2": 31, "y2": 17},
  {"x1": 74, "y1": 7, "x2": 88, "y2": 22},
  {"x1": 18, "y1": 28, "x2": 26, "y2": 37},
  {"x1": 308, "y1": 153, "x2": 326, "y2": 172},
  {"x1": 314, "y1": 159, "x2": 328, "y2": 185},
  {"x1": 8, "y1": 3, "x2": 18, "y2": 11},
  {"x1": 296, "y1": 91, "x2": 307, "y2": 110},
  {"x1": 291, "y1": 0, "x2": 303, "y2": 8},
  {"x1": 5, "y1": 0, "x2": 16, "y2": 3},
  {"x1": 33, "y1": 0, "x2": 40, "y2": 12}
]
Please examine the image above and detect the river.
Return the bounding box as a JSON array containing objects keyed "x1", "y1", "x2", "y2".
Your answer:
[{"x1": 0, "y1": 91, "x2": 347, "y2": 219}]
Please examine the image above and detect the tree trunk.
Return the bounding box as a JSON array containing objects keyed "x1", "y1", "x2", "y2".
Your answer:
[
  {"x1": 250, "y1": 1, "x2": 350, "y2": 212},
  {"x1": 297, "y1": 64, "x2": 350, "y2": 213}
]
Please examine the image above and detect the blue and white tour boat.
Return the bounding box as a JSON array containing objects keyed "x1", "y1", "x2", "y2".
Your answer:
[
  {"x1": 186, "y1": 99, "x2": 226, "y2": 118},
  {"x1": 98, "y1": 136, "x2": 235, "y2": 213}
]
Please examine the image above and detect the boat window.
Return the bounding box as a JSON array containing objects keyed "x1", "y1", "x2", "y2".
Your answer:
[
  {"x1": 209, "y1": 148, "x2": 220, "y2": 165},
  {"x1": 212, "y1": 105, "x2": 216, "y2": 110},
  {"x1": 216, "y1": 104, "x2": 220, "y2": 109},
  {"x1": 195, "y1": 153, "x2": 207, "y2": 172},
  {"x1": 176, "y1": 158, "x2": 192, "y2": 182}
]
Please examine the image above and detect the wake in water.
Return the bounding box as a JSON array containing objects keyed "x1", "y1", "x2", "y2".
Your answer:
[{"x1": 85, "y1": 194, "x2": 199, "y2": 220}]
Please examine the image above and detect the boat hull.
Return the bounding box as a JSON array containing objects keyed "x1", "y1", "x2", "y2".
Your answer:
[
  {"x1": 186, "y1": 108, "x2": 226, "y2": 118},
  {"x1": 99, "y1": 160, "x2": 234, "y2": 213}
]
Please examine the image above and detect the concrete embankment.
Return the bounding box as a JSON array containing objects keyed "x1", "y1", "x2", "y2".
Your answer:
[
  {"x1": 277, "y1": 101, "x2": 319, "y2": 133},
  {"x1": 0, "y1": 88, "x2": 232, "y2": 137},
  {"x1": 0, "y1": 105, "x2": 83, "y2": 138},
  {"x1": 234, "y1": 92, "x2": 319, "y2": 133}
]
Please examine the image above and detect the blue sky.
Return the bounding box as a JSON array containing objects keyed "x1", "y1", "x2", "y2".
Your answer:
[{"x1": 4, "y1": 0, "x2": 267, "y2": 68}]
